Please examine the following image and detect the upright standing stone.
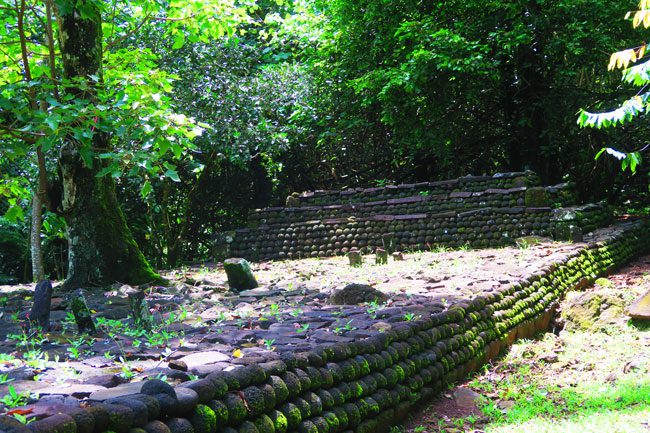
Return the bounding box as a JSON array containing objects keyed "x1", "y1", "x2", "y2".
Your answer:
[
  {"x1": 375, "y1": 248, "x2": 388, "y2": 265},
  {"x1": 381, "y1": 233, "x2": 395, "y2": 253},
  {"x1": 128, "y1": 290, "x2": 153, "y2": 330},
  {"x1": 224, "y1": 258, "x2": 258, "y2": 291},
  {"x1": 348, "y1": 248, "x2": 362, "y2": 267},
  {"x1": 524, "y1": 187, "x2": 549, "y2": 207},
  {"x1": 285, "y1": 194, "x2": 301, "y2": 208},
  {"x1": 30, "y1": 280, "x2": 53, "y2": 330},
  {"x1": 70, "y1": 289, "x2": 96, "y2": 334},
  {"x1": 29, "y1": 280, "x2": 52, "y2": 330}
]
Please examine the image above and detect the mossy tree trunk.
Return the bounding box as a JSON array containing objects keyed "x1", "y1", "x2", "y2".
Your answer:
[{"x1": 55, "y1": 0, "x2": 160, "y2": 290}]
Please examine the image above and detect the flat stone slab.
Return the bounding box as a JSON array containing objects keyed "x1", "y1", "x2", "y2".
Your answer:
[
  {"x1": 628, "y1": 289, "x2": 650, "y2": 319},
  {"x1": 177, "y1": 351, "x2": 230, "y2": 368},
  {"x1": 89, "y1": 381, "x2": 144, "y2": 401}
]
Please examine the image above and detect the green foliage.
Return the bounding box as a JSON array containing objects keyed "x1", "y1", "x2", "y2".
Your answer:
[{"x1": 577, "y1": 1, "x2": 650, "y2": 174}]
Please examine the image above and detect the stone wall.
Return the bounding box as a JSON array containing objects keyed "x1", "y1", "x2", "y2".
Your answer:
[
  {"x1": 295, "y1": 172, "x2": 539, "y2": 207},
  {"x1": 221, "y1": 172, "x2": 599, "y2": 262},
  {"x1": 8, "y1": 220, "x2": 648, "y2": 433},
  {"x1": 231, "y1": 202, "x2": 612, "y2": 262}
]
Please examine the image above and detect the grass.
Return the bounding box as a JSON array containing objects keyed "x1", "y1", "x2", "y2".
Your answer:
[{"x1": 401, "y1": 268, "x2": 650, "y2": 433}]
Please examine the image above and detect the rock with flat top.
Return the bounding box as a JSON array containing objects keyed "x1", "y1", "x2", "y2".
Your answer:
[
  {"x1": 628, "y1": 289, "x2": 650, "y2": 320},
  {"x1": 224, "y1": 258, "x2": 258, "y2": 291}
]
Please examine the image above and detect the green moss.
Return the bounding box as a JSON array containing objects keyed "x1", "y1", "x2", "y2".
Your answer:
[
  {"x1": 343, "y1": 403, "x2": 361, "y2": 427},
  {"x1": 190, "y1": 404, "x2": 217, "y2": 433},
  {"x1": 332, "y1": 406, "x2": 349, "y2": 430},
  {"x1": 304, "y1": 391, "x2": 323, "y2": 415},
  {"x1": 311, "y1": 416, "x2": 330, "y2": 433},
  {"x1": 325, "y1": 363, "x2": 343, "y2": 383},
  {"x1": 268, "y1": 410, "x2": 288, "y2": 433},
  {"x1": 243, "y1": 386, "x2": 267, "y2": 417},
  {"x1": 279, "y1": 402, "x2": 302, "y2": 429},
  {"x1": 393, "y1": 364, "x2": 405, "y2": 382},
  {"x1": 254, "y1": 414, "x2": 275, "y2": 433},
  {"x1": 269, "y1": 376, "x2": 290, "y2": 404},
  {"x1": 322, "y1": 411, "x2": 340, "y2": 433},
  {"x1": 293, "y1": 369, "x2": 312, "y2": 390},
  {"x1": 298, "y1": 420, "x2": 318, "y2": 433},
  {"x1": 319, "y1": 368, "x2": 334, "y2": 388},
  {"x1": 316, "y1": 389, "x2": 334, "y2": 409},
  {"x1": 349, "y1": 381, "x2": 363, "y2": 399},
  {"x1": 338, "y1": 361, "x2": 358, "y2": 381},
  {"x1": 259, "y1": 383, "x2": 277, "y2": 412},
  {"x1": 224, "y1": 392, "x2": 247, "y2": 425},
  {"x1": 306, "y1": 366, "x2": 323, "y2": 388},
  {"x1": 207, "y1": 399, "x2": 229, "y2": 425},
  {"x1": 337, "y1": 383, "x2": 352, "y2": 400},
  {"x1": 239, "y1": 420, "x2": 260, "y2": 433},
  {"x1": 293, "y1": 397, "x2": 312, "y2": 418},
  {"x1": 382, "y1": 368, "x2": 398, "y2": 387},
  {"x1": 354, "y1": 356, "x2": 371, "y2": 376},
  {"x1": 281, "y1": 372, "x2": 302, "y2": 397},
  {"x1": 328, "y1": 387, "x2": 345, "y2": 406}
]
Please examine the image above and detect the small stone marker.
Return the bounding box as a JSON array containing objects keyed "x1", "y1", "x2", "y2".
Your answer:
[
  {"x1": 329, "y1": 283, "x2": 388, "y2": 305},
  {"x1": 348, "y1": 248, "x2": 362, "y2": 267},
  {"x1": 381, "y1": 233, "x2": 395, "y2": 253},
  {"x1": 524, "y1": 187, "x2": 549, "y2": 207},
  {"x1": 392, "y1": 252, "x2": 404, "y2": 261},
  {"x1": 375, "y1": 248, "x2": 388, "y2": 265},
  {"x1": 30, "y1": 280, "x2": 53, "y2": 330},
  {"x1": 70, "y1": 289, "x2": 96, "y2": 334},
  {"x1": 224, "y1": 258, "x2": 258, "y2": 291},
  {"x1": 285, "y1": 194, "x2": 301, "y2": 208},
  {"x1": 127, "y1": 290, "x2": 153, "y2": 330},
  {"x1": 628, "y1": 289, "x2": 650, "y2": 320}
]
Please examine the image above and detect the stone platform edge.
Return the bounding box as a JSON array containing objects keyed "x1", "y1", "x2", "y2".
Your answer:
[{"x1": 3, "y1": 220, "x2": 648, "y2": 433}]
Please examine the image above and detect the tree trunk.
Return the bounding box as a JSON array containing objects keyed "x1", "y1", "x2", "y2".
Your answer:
[
  {"x1": 54, "y1": 0, "x2": 161, "y2": 290},
  {"x1": 30, "y1": 192, "x2": 44, "y2": 282}
]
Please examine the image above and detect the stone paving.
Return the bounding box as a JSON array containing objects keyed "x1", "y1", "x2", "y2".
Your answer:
[{"x1": 0, "y1": 232, "x2": 591, "y2": 416}]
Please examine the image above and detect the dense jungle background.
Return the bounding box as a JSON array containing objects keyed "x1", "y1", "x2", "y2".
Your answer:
[{"x1": 2, "y1": 0, "x2": 649, "y2": 282}]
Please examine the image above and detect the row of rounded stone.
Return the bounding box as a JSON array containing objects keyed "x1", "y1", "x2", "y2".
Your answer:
[{"x1": 3, "y1": 221, "x2": 647, "y2": 433}]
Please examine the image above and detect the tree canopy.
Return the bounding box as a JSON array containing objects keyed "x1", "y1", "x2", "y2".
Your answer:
[{"x1": 1, "y1": 0, "x2": 648, "y2": 284}]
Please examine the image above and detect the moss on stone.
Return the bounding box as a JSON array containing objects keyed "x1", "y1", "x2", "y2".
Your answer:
[
  {"x1": 304, "y1": 392, "x2": 323, "y2": 415},
  {"x1": 293, "y1": 397, "x2": 312, "y2": 419},
  {"x1": 316, "y1": 389, "x2": 335, "y2": 409},
  {"x1": 242, "y1": 386, "x2": 267, "y2": 417},
  {"x1": 259, "y1": 383, "x2": 277, "y2": 412},
  {"x1": 293, "y1": 369, "x2": 312, "y2": 391},
  {"x1": 328, "y1": 387, "x2": 345, "y2": 406},
  {"x1": 343, "y1": 403, "x2": 361, "y2": 427},
  {"x1": 279, "y1": 402, "x2": 302, "y2": 429},
  {"x1": 207, "y1": 399, "x2": 229, "y2": 426},
  {"x1": 318, "y1": 368, "x2": 334, "y2": 388},
  {"x1": 281, "y1": 372, "x2": 302, "y2": 397},
  {"x1": 268, "y1": 376, "x2": 290, "y2": 404},
  {"x1": 253, "y1": 414, "x2": 275, "y2": 433},
  {"x1": 239, "y1": 420, "x2": 260, "y2": 433},
  {"x1": 268, "y1": 410, "x2": 288, "y2": 433},
  {"x1": 224, "y1": 392, "x2": 247, "y2": 425},
  {"x1": 297, "y1": 421, "x2": 318, "y2": 433},
  {"x1": 332, "y1": 406, "x2": 349, "y2": 430},
  {"x1": 189, "y1": 404, "x2": 217, "y2": 433},
  {"x1": 306, "y1": 366, "x2": 323, "y2": 389},
  {"x1": 325, "y1": 363, "x2": 343, "y2": 383},
  {"x1": 338, "y1": 361, "x2": 357, "y2": 382}
]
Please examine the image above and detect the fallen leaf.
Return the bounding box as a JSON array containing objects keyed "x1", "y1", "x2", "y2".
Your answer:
[
  {"x1": 232, "y1": 349, "x2": 243, "y2": 358},
  {"x1": 5, "y1": 408, "x2": 33, "y2": 416}
]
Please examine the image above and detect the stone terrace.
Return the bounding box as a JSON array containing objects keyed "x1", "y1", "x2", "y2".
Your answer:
[
  {"x1": 223, "y1": 172, "x2": 610, "y2": 261},
  {"x1": 0, "y1": 220, "x2": 647, "y2": 432}
]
